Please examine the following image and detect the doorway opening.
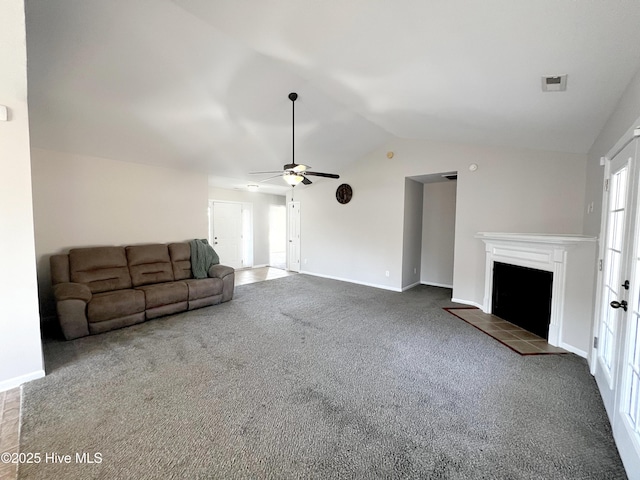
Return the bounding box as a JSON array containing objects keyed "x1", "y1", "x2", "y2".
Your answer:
[
  {"x1": 287, "y1": 201, "x2": 301, "y2": 272},
  {"x1": 403, "y1": 172, "x2": 457, "y2": 290},
  {"x1": 269, "y1": 204, "x2": 287, "y2": 269}
]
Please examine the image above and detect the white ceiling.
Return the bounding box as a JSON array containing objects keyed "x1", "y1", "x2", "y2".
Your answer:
[{"x1": 25, "y1": 0, "x2": 640, "y2": 194}]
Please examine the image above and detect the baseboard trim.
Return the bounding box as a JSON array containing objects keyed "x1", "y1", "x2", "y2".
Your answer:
[
  {"x1": 559, "y1": 342, "x2": 587, "y2": 359},
  {"x1": 300, "y1": 271, "x2": 402, "y2": 292},
  {"x1": 421, "y1": 281, "x2": 454, "y2": 289},
  {"x1": 451, "y1": 297, "x2": 483, "y2": 309},
  {"x1": 402, "y1": 282, "x2": 421, "y2": 292},
  {"x1": 0, "y1": 369, "x2": 45, "y2": 393}
]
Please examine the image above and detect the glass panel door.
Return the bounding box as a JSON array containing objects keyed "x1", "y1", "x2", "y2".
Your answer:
[
  {"x1": 595, "y1": 145, "x2": 633, "y2": 417},
  {"x1": 614, "y1": 139, "x2": 640, "y2": 477}
]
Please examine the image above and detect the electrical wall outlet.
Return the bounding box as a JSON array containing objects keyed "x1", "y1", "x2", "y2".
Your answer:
[{"x1": 385, "y1": 270, "x2": 390, "y2": 277}]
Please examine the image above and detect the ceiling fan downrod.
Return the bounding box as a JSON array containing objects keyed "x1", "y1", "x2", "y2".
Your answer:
[{"x1": 289, "y1": 92, "x2": 297, "y2": 167}]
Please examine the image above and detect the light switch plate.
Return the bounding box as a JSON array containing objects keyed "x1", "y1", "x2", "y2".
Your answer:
[{"x1": 0, "y1": 105, "x2": 7, "y2": 121}]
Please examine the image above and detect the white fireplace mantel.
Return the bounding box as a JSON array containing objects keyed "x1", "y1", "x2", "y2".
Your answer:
[{"x1": 476, "y1": 232, "x2": 597, "y2": 357}]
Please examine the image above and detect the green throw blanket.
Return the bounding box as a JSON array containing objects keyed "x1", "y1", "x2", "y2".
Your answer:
[{"x1": 189, "y1": 239, "x2": 220, "y2": 279}]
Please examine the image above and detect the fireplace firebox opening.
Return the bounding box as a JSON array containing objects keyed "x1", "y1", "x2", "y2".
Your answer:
[{"x1": 491, "y1": 262, "x2": 553, "y2": 339}]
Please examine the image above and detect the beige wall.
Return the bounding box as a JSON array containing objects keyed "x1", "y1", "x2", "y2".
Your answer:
[
  {"x1": 0, "y1": 0, "x2": 44, "y2": 391},
  {"x1": 421, "y1": 180, "x2": 457, "y2": 288},
  {"x1": 585, "y1": 67, "x2": 640, "y2": 237},
  {"x1": 31, "y1": 148, "x2": 209, "y2": 318},
  {"x1": 401, "y1": 178, "x2": 423, "y2": 289},
  {"x1": 294, "y1": 138, "x2": 587, "y2": 307}
]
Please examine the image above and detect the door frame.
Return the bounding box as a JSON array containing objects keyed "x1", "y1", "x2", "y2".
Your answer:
[
  {"x1": 590, "y1": 119, "x2": 640, "y2": 479},
  {"x1": 592, "y1": 141, "x2": 637, "y2": 417},
  {"x1": 591, "y1": 121, "x2": 640, "y2": 374}
]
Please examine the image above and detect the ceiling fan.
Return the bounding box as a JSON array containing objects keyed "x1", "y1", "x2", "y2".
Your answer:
[{"x1": 250, "y1": 92, "x2": 340, "y2": 186}]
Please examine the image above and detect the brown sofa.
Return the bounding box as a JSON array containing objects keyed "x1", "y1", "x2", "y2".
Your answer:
[{"x1": 50, "y1": 242, "x2": 235, "y2": 340}]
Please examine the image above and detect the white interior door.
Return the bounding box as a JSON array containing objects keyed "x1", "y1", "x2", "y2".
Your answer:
[
  {"x1": 287, "y1": 201, "x2": 301, "y2": 272},
  {"x1": 594, "y1": 137, "x2": 640, "y2": 478},
  {"x1": 212, "y1": 202, "x2": 243, "y2": 269}
]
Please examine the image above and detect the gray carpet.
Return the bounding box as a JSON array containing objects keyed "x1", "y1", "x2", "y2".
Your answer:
[{"x1": 19, "y1": 275, "x2": 626, "y2": 479}]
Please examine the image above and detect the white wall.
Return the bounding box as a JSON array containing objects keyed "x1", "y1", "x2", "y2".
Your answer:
[
  {"x1": 208, "y1": 187, "x2": 286, "y2": 266},
  {"x1": 294, "y1": 139, "x2": 587, "y2": 306},
  {"x1": 421, "y1": 180, "x2": 457, "y2": 288},
  {"x1": 31, "y1": 148, "x2": 209, "y2": 319},
  {"x1": 293, "y1": 158, "x2": 404, "y2": 290},
  {"x1": 0, "y1": 0, "x2": 44, "y2": 391},
  {"x1": 401, "y1": 178, "x2": 423, "y2": 289}
]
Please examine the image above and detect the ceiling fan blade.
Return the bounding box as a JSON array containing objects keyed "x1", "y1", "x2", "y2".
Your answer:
[
  {"x1": 249, "y1": 170, "x2": 284, "y2": 175},
  {"x1": 283, "y1": 163, "x2": 310, "y2": 172},
  {"x1": 258, "y1": 174, "x2": 285, "y2": 182},
  {"x1": 305, "y1": 171, "x2": 340, "y2": 179},
  {"x1": 302, "y1": 176, "x2": 312, "y2": 185}
]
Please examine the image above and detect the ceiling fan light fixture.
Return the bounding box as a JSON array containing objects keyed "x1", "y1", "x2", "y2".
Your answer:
[
  {"x1": 249, "y1": 92, "x2": 338, "y2": 186},
  {"x1": 283, "y1": 172, "x2": 304, "y2": 186}
]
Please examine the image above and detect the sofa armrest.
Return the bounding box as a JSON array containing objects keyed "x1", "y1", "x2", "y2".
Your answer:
[
  {"x1": 207, "y1": 264, "x2": 235, "y2": 303},
  {"x1": 53, "y1": 282, "x2": 92, "y2": 302},
  {"x1": 207, "y1": 264, "x2": 234, "y2": 280},
  {"x1": 52, "y1": 283, "x2": 92, "y2": 340}
]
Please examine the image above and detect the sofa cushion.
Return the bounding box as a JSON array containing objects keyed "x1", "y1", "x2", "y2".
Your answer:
[
  {"x1": 88, "y1": 313, "x2": 145, "y2": 335},
  {"x1": 168, "y1": 242, "x2": 193, "y2": 280},
  {"x1": 69, "y1": 247, "x2": 132, "y2": 293},
  {"x1": 183, "y1": 278, "x2": 222, "y2": 300},
  {"x1": 53, "y1": 283, "x2": 92, "y2": 302},
  {"x1": 188, "y1": 295, "x2": 222, "y2": 310},
  {"x1": 50, "y1": 254, "x2": 70, "y2": 284},
  {"x1": 87, "y1": 289, "x2": 145, "y2": 323},
  {"x1": 136, "y1": 281, "x2": 188, "y2": 309},
  {"x1": 126, "y1": 244, "x2": 174, "y2": 287},
  {"x1": 208, "y1": 264, "x2": 235, "y2": 279}
]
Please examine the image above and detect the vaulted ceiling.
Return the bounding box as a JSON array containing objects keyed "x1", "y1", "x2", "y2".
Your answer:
[{"x1": 25, "y1": 0, "x2": 640, "y2": 193}]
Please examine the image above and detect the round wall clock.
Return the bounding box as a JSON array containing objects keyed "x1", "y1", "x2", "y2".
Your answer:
[{"x1": 336, "y1": 184, "x2": 353, "y2": 204}]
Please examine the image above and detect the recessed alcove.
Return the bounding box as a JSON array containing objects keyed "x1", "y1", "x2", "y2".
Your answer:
[{"x1": 476, "y1": 233, "x2": 597, "y2": 356}]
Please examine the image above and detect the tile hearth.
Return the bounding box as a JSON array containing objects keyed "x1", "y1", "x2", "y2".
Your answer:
[{"x1": 445, "y1": 307, "x2": 568, "y2": 355}]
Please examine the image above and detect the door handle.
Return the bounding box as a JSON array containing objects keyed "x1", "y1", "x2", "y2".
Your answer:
[{"x1": 610, "y1": 300, "x2": 628, "y2": 311}]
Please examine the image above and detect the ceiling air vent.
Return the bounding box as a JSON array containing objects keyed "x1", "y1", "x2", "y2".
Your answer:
[{"x1": 541, "y1": 74, "x2": 567, "y2": 92}]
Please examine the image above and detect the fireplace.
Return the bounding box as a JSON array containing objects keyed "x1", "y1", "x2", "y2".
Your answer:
[
  {"x1": 476, "y1": 233, "x2": 597, "y2": 356},
  {"x1": 491, "y1": 262, "x2": 553, "y2": 339}
]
